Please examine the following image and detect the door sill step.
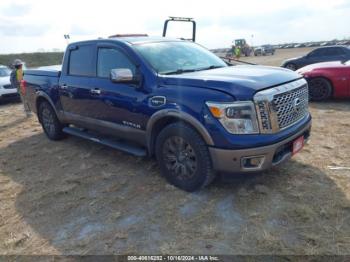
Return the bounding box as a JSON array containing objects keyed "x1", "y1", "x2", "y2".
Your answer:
[{"x1": 63, "y1": 127, "x2": 147, "y2": 157}]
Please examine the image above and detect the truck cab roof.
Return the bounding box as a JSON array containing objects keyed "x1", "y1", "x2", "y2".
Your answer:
[{"x1": 70, "y1": 36, "x2": 181, "y2": 47}]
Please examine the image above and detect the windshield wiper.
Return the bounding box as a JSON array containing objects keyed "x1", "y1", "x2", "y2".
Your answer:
[
  {"x1": 163, "y1": 69, "x2": 197, "y2": 75},
  {"x1": 163, "y1": 65, "x2": 225, "y2": 75},
  {"x1": 196, "y1": 65, "x2": 225, "y2": 71}
]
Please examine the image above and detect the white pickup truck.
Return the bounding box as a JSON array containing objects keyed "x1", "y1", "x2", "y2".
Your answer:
[{"x1": 0, "y1": 65, "x2": 19, "y2": 100}]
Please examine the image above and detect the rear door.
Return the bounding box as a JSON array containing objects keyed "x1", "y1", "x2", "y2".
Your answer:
[
  {"x1": 58, "y1": 43, "x2": 97, "y2": 119},
  {"x1": 323, "y1": 47, "x2": 348, "y2": 62}
]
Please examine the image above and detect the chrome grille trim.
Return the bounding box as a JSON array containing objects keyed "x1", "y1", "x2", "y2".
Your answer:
[
  {"x1": 254, "y1": 79, "x2": 309, "y2": 134},
  {"x1": 273, "y1": 85, "x2": 309, "y2": 129}
]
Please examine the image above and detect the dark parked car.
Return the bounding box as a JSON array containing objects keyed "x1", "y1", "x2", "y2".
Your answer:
[
  {"x1": 281, "y1": 46, "x2": 350, "y2": 71},
  {"x1": 254, "y1": 45, "x2": 275, "y2": 56}
]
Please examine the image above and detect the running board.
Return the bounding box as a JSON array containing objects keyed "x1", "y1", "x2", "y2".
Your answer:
[{"x1": 62, "y1": 127, "x2": 147, "y2": 157}]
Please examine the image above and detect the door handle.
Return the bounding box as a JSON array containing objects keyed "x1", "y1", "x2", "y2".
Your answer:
[
  {"x1": 61, "y1": 84, "x2": 68, "y2": 90},
  {"x1": 90, "y1": 88, "x2": 101, "y2": 95}
]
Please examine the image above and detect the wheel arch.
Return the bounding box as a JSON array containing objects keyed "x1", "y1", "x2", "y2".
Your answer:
[
  {"x1": 35, "y1": 93, "x2": 59, "y2": 122},
  {"x1": 284, "y1": 62, "x2": 298, "y2": 70},
  {"x1": 146, "y1": 110, "x2": 214, "y2": 156}
]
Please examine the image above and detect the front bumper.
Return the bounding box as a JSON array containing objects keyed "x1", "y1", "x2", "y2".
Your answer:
[
  {"x1": 209, "y1": 119, "x2": 311, "y2": 173},
  {"x1": 0, "y1": 88, "x2": 19, "y2": 99}
]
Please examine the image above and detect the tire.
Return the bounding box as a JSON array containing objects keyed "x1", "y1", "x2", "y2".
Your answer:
[
  {"x1": 308, "y1": 78, "x2": 333, "y2": 101},
  {"x1": 285, "y1": 63, "x2": 297, "y2": 71},
  {"x1": 38, "y1": 101, "x2": 65, "y2": 140},
  {"x1": 155, "y1": 122, "x2": 216, "y2": 192}
]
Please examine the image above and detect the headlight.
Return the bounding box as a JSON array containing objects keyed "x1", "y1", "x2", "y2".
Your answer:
[{"x1": 206, "y1": 101, "x2": 259, "y2": 134}]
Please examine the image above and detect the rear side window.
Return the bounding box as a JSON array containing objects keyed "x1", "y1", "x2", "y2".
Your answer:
[
  {"x1": 69, "y1": 45, "x2": 95, "y2": 76},
  {"x1": 325, "y1": 47, "x2": 346, "y2": 56},
  {"x1": 97, "y1": 48, "x2": 136, "y2": 78}
]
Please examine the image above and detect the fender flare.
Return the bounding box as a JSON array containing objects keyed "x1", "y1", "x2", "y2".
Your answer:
[
  {"x1": 146, "y1": 109, "x2": 214, "y2": 153},
  {"x1": 35, "y1": 91, "x2": 60, "y2": 118}
]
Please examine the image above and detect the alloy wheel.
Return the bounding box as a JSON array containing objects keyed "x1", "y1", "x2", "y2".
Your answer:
[{"x1": 162, "y1": 136, "x2": 197, "y2": 180}]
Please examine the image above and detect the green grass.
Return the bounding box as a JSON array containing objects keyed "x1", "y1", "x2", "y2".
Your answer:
[{"x1": 0, "y1": 52, "x2": 64, "y2": 68}]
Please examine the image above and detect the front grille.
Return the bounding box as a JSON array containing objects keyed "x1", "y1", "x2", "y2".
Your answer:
[
  {"x1": 273, "y1": 84, "x2": 309, "y2": 129},
  {"x1": 254, "y1": 79, "x2": 309, "y2": 133},
  {"x1": 3, "y1": 84, "x2": 13, "y2": 89}
]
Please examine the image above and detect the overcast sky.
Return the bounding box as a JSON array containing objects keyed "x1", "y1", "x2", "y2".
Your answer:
[{"x1": 0, "y1": 0, "x2": 349, "y2": 54}]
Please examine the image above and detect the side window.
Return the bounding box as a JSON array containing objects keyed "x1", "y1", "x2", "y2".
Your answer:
[
  {"x1": 308, "y1": 49, "x2": 326, "y2": 58},
  {"x1": 325, "y1": 48, "x2": 345, "y2": 56},
  {"x1": 69, "y1": 45, "x2": 95, "y2": 76},
  {"x1": 97, "y1": 48, "x2": 136, "y2": 78},
  {"x1": 337, "y1": 48, "x2": 346, "y2": 55}
]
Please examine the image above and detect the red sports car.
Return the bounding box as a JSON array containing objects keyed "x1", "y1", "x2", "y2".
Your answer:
[{"x1": 297, "y1": 60, "x2": 350, "y2": 101}]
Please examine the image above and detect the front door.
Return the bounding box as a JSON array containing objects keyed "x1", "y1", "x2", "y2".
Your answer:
[
  {"x1": 345, "y1": 66, "x2": 350, "y2": 97},
  {"x1": 305, "y1": 48, "x2": 327, "y2": 66},
  {"x1": 89, "y1": 46, "x2": 149, "y2": 134}
]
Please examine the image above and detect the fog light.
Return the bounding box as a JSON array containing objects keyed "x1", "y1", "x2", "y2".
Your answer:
[{"x1": 241, "y1": 156, "x2": 265, "y2": 170}]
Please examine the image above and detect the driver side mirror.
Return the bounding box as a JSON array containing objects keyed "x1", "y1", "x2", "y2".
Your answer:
[{"x1": 110, "y1": 68, "x2": 140, "y2": 84}]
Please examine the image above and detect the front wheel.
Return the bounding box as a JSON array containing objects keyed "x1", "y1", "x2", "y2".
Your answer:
[
  {"x1": 285, "y1": 63, "x2": 297, "y2": 71},
  {"x1": 308, "y1": 78, "x2": 332, "y2": 101},
  {"x1": 38, "y1": 101, "x2": 66, "y2": 140},
  {"x1": 155, "y1": 122, "x2": 216, "y2": 192}
]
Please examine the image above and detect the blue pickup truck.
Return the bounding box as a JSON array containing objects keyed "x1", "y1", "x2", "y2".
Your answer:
[{"x1": 23, "y1": 36, "x2": 311, "y2": 191}]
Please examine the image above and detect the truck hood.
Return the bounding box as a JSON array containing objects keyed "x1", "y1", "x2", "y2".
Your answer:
[{"x1": 161, "y1": 65, "x2": 301, "y2": 100}]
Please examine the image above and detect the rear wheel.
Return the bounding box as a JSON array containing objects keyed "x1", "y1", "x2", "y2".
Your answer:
[
  {"x1": 155, "y1": 122, "x2": 215, "y2": 192},
  {"x1": 308, "y1": 78, "x2": 332, "y2": 101},
  {"x1": 38, "y1": 101, "x2": 65, "y2": 140}
]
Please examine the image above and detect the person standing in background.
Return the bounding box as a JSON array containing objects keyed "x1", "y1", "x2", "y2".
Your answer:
[
  {"x1": 10, "y1": 59, "x2": 31, "y2": 117},
  {"x1": 235, "y1": 46, "x2": 241, "y2": 60}
]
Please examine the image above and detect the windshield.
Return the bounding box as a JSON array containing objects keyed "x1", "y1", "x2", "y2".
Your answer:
[
  {"x1": 0, "y1": 67, "x2": 11, "y2": 77},
  {"x1": 134, "y1": 41, "x2": 227, "y2": 74}
]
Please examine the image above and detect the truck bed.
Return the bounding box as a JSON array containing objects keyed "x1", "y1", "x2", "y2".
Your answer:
[
  {"x1": 25, "y1": 65, "x2": 62, "y2": 77},
  {"x1": 23, "y1": 65, "x2": 62, "y2": 114}
]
